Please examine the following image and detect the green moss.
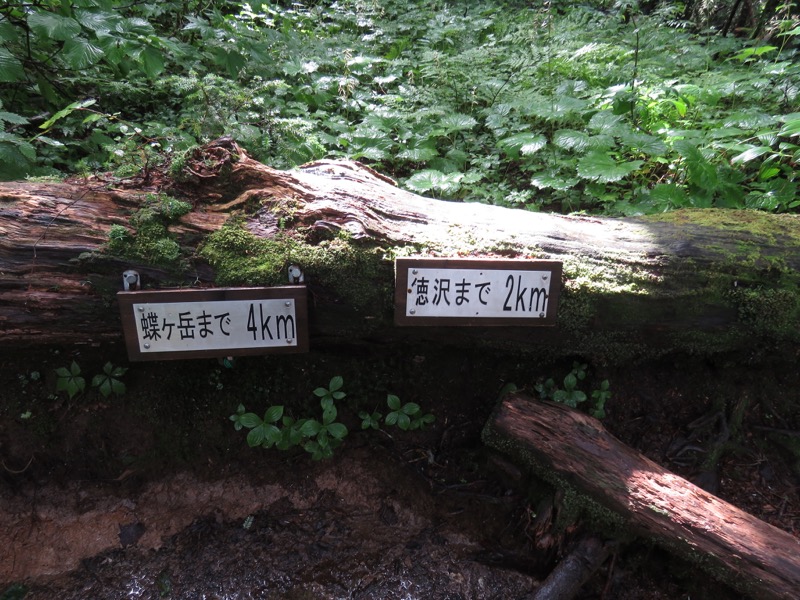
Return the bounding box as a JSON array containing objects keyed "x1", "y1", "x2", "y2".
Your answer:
[
  {"x1": 104, "y1": 193, "x2": 192, "y2": 270},
  {"x1": 199, "y1": 219, "x2": 395, "y2": 315}
]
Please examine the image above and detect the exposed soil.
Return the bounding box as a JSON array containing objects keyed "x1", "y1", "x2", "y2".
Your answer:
[{"x1": 1, "y1": 343, "x2": 799, "y2": 599}]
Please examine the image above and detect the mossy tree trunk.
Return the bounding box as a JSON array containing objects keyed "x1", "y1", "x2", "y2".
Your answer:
[
  {"x1": 483, "y1": 393, "x2": 800, "y2": 600},
  {"x1": 1, "y1": 138, "x2": 799, "y2": 362}
]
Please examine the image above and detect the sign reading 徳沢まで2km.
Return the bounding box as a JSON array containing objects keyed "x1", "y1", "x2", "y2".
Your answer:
[
  {"x1": 118, "y1": 286, "x2": 308, "y2": 361},
  {"x1": 394, "y1": 258, "x2": 562, "y2": 326}
]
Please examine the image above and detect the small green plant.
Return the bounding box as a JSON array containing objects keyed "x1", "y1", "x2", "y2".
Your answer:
[
  {"x1": 384, "y1": 394, "x2": 435, "y2": 431},
  {"x1": 536, "y1": 362, "x2": 610, "y2": 418},
  {"x1": 55, "y1": 361, "x2": 85, "y2": 400},
  {"x1": 359, "y1": 409, "x2": 382, "y2": 430},
  {"x1": 233, "y1": 377, "x2": 434, "y2": 460},
  {"x1": 359, "y1": 394, "x2": 435, "y2": 432},
  {"x1": 230, "y1": 376, "x2": 349, "y2": 460},
  {"x1": 91, "y1": 362, "x2": 128, "y2": 397},
  {"x1": 591, "y1": 380, "x2": 612, "y2": 419}
]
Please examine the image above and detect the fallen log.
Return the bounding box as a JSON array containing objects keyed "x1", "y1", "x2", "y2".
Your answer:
[
  {"x1": 1, "y1": 137, "x2": 800, "y2": 362},
  {"x1": 482, "y1": 393, "x2": 800, "y2": 600}
]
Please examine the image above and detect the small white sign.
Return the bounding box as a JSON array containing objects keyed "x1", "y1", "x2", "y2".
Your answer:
[
  {"x1": 133, "y1": 298, "x2": 298, "y2": 353},
  {"x1": 118, "y1": 286, "x2": 308, "y2": 360},
  {"x1": 406, "y1": 268, "x2": 553, "y2": 318},
  {"x1": 395, "y1": 258, "x2": 561, "y2": 327}
]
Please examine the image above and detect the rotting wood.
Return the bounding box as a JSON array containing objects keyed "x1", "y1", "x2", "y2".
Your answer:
[
  {"x1": 482, "y1": 393, "x2": 800, "y2": 600},
  {"x1": 1, "y1": 137, "x2": 800, "y2": 361}
]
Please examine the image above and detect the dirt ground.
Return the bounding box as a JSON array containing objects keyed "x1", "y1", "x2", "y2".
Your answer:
[{"x1": 1, "y1": 342, "x2": 799, "y2": 599}]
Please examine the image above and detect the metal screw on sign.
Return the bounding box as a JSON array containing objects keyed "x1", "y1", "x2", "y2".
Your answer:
[
  {"x1": 137, "y1": 306, "x2": 144, "y2": 313},
  {"x1": 143, "y1": 343, "x2": 150, "y2": 349},
  {"x1": 285, "y1": 301, "x2": 291, "y2": 307},
  {"x1": 539, "y1": 313, "x2": 545, "y2": 318},
  {"x1": 412, "y1": 269, "x2": 418, "y2": 275},
  {"x1": 288, "y1": 264, "x2": 304, "y2": 284},
  {"x1": 286, "y1": 339, "x2": 292, "y2": 344},
  {"x1": 542, "y1": 275, "x2": 548, "y2": 280},
  {"x1": 122, "y1": 270, "x2": 140, "y2": 291},
  {"x1": 410, "y1": 309, "x2": 416, "y2": 315}
]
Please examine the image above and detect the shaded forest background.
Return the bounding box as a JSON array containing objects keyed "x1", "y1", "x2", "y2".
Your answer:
[{"x1": 1, "y1": 0, "x2": 798, "y2": 215}]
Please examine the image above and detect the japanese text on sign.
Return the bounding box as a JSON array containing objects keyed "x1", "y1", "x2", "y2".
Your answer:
[
  {"x1": 407, "y1": 268, "x2": 552, "y2": 318},
  {"x1": 395, "y1": 258, "x2": 561, "y2": 326},
  {"x1": 118, "y1": 286, "x2": 309, "y2": 361},
  {"x1": 133, "y1": 298, "x2": 298, "y2": 353}
]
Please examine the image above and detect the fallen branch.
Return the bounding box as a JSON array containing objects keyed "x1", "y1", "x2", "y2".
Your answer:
[{"x1": 483, "y1": 393, "x2": 800, "y2": 600}]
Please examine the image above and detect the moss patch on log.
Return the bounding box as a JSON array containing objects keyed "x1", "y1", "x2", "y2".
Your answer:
[
  {"x1": 199, "y1": 218, "x2": 394, "y2": 315},
  {"x1": 105, "y1": 193, "x2": 193, "y2": 270}
]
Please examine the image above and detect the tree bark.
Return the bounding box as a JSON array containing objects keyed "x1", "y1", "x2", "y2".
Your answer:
[
  {"x1": 1, "y1": 138, "x2": 799, "y2": 361},
  {"x1": 482, "y1": 393, "x2": 800, "y2": 600}
]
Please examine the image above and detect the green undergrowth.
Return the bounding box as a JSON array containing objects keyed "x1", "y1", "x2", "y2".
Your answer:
[{"x1": 1, "y1": 1, "x2": 797, "y2": 217}]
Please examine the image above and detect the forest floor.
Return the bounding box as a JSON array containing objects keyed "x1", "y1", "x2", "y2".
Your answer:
[{"x1": 1, "y1": 342, "x2": 799, "y2": 599}]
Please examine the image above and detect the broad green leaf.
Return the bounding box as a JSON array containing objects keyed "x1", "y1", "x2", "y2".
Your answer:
[
  {"x1": 264, "y1": 424, "x2": 282, "y2": 446},
  {"x1": 329, "y1": 376, "x2": 343, "y2": 392},
  {"x1": 724, "y1": 112, "x2": 776, "y2": 130},
  {"x1": 758, "y1": 166, "x2": 781, "y2": 181},
  {"x1": 585, "y1": 134, "x2": 615, "y2": 151},
  {"x1": 401, "y1": 402, "x2": 420, "y2": 416},
  {"x1": 354, "y1": 146, "x2": 389, "y2": 161},
  {"x1": 140, "y1": 46, "x2": 165, "y2": 79},
  {"x1": 327, "y1": 422, "x2": 348, "y2": 440},
  {"x1": 239, "y1": 412, "x2": 262, "y2": 428},
  {"x1": 588, "y1": 111, "x2": 625, "y2": 134},
  {"x1": 299, "y1": 419, "x2": 321, "y2": 437},
  {"x1": 618, "y1": 131, "x2": 667, "y2": 156},
  {"x1": 313, "y1": 387, "x2": 328, "y2": 397},
  {"x1": 398, "y1": 146, "x2": 438, "y2": 161},
  {"x1": 387, "y1": 394, "x2": 401, "y2": 410},
  {"x1": 577, "y1": 151, "x2": 643, "y2": 183},
  {"x1": 779, "y1": 119, "x2": 800, "y2": 138},
  {"x1": 553, "y1": 129, "x2": 589, "y2": 152},
  {"x1": 247, "y1": 424, "x2": 266, "y2": 447},
  {"x1": 0, "y1": 22, "x2": 18, "y2": 43},
  {"x1": 322, "y1": 404, "x2": 337, "y2": 425},
  {"x1": 438, "y1": 113, "x2": 477, "y2": 133},
  {"x1": 62, "y1": 38, "x2": 105, "y2": 70},
  {"x1": 0, "y1": 49, "x2": 25, "y2": 83},
  {"x1": 649, "y1": 184, "x2": 689, "y2": 208},
  {"x1": 530, "y1": 172, "x2": 579, "y2": 191},
  {"x1": 405, "y1": 169, "x2": 445, "y2": 192},
  {"x1": 731, "y1": 146, "x2": 771, "y2": 164},
  {"x1": 497, "y1": 132, "x2": 546, "y2": 158},
  {"x1": 264, "y1": 405, "x2": 284, "y2": 423},
  {"x1": 27, "y1": 12, "x2": 82, "y2": 41},
  {"x1": 36, "y1": 136, "x2": 63, "y2": 147}
]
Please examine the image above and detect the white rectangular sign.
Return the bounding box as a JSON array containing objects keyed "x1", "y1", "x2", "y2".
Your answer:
[
  {"x1": 133, "y1": 298, "x2": 299, "y2": 353},
  {"x1": 118, "y1": 286, "x2": 308, "y2": 361},
  {"x1": 407, "y1": 268, "x2": 553, "y2": 318},
  {"x1": 395, "y1": 258, "x2": 561, "y2": 326}
]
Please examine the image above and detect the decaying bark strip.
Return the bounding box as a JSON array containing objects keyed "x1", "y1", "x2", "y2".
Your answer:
[{"x1": 483, "y1": 393, "x2": 800, "y2": 600}]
